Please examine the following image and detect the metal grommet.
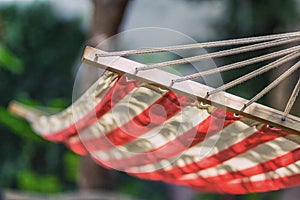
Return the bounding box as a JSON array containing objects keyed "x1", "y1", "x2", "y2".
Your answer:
[
  {"x1": 126, "y1": 76, "x2": 134, "y2": 82},
  {"x1": 233, "y1": 113, "x2": 240, "y2": 117},
  {"x1": 200, "y1": 102, "x2": 210, "y2": 107},
  {"x1": 267, "y1": 124, "x2": 275, "y2": 129}
]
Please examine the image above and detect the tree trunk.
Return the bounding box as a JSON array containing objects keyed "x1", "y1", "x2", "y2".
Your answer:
[
  {"x1": 77, "y1": 0, "x2": 130, "y2": 191},
  {"x1": 281, "y1": 186, "x2": 300, "y2": 200}
]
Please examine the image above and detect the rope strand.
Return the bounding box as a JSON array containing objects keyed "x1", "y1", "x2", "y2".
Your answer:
[
  {"x1": 282, "y1": 78, "x2": 300, "y2": 121},
  {"x1": 136, "y1": 37, "x2": 300, "y2": 72},
  {"x1": 242, "y1": 61, "x2": 300, "y2": 110},
  {"x1": 207, "y1": 52, "x2": 300, "y2": 96},
  {"x1": 94, "y1": 31, "x2": 300, "y2": 121},
  {"x1": 95, "y1": 31, "x2": 300, "y2": 57},
  {"x1": 172, "y1": 45, "x2": 300, "y2": 84}
]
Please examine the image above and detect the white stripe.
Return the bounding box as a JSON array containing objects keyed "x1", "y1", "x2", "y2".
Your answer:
[
  {"x1": 76, "y1": 86, "x2": 162, "y2": 140},
  {"x1": 127, "y1": 120, "x2": 257, "y2": 173},
  {"x1": 244, "y1": 160, "x2": 300, "y2": 182},
  {"x1": 180, "y1": 136, "x2": 300, "y2": 180},
  {"x1": 93, "y1": 105, "x2": 210, "y2": 161},
  {"x1": 33, "y1": 72, "x2": 117, "y2": 135}
]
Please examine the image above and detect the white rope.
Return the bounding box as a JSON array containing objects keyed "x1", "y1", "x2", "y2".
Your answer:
[
  {"x1": 95, "y1": 31, "x2": 300, "y2": 57},
  {"x1": 171, "y1": 45, "x2": 300, "y2": 85},
  {"x1": 94, "y1": 31, "x2": 300, "y2": 120},
  {"x1": 242, "y1": 61, "x2": 300, "y2": 110},
  {"x1": 135, "y1": 37, "x2": 300, "y2": 72},
  {"x1": 207, "y1": 52, "x2": 300, "y2": 96},
  {"x1": 282, "y1": 78, "x2": 300, "y2": 121}
]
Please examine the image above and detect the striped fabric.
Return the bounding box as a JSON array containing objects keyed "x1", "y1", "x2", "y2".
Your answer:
[{"x1": 12, "y1": 70, "x2": 300, "y2": 194}]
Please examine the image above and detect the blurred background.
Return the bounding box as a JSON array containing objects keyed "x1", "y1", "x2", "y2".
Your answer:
[{"x1": 0, "y1": 0, "x2": 299, "y2": 199}]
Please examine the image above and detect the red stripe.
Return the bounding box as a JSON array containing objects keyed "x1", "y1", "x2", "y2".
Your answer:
[
  {"x1": 44, "y1": 76, "x2": 139, "y2": 142},
  {"x1": 101, "y1": 109, "x2": 237, "y2": 169},
  {"x1": 65, "y1": 137, "x2": 89, "y2": 155},
  {"x1": 175, "y1": 147, "x2": 300, "y2": 187},
  {"x1": 131, "y1": 125, "x2": 290, "y2": 181},
  {"x1": 82, "y1": 92, "x2": 194, "y2": 152},
  {"x1": 128, "y1": 142, "x2": 300, "y2": 194},
  {"x1": 189, "y1": 172, "x2": 300, "y2": 194}
]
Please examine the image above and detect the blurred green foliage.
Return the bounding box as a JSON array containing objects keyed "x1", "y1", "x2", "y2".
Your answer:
[
  {"x1": 0, "y1": 43, "x2": 23, "y2": 74},
  {"x1": 17, "y1": 170, "x2": 62, "y2": 193},
  {"x1": 0, "y1": 2, "x2": 85, "y2": 193},
  {"x1": 0, "y1": 106, "x2": 42, "y2": 142},
  {"x1": 218, "y1": 0, "x2": 300, "y2": 37},
  {"x1": 63, "y1": 151, "x2": 79, "y2": 182}
]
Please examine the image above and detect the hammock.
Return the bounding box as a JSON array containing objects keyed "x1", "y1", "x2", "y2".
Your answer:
[{"x1": 9, "y1": 31, "x2": 300, "y2": 194}]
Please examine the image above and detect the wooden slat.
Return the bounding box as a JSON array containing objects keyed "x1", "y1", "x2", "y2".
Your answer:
[{"x1": 82, "y1": 46, "x2": 300, "y2": 135}]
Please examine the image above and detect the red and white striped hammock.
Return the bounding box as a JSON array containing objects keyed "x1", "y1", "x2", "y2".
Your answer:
[{"x1": 10, "y1": 31, "x2": 300, "y2": 194}]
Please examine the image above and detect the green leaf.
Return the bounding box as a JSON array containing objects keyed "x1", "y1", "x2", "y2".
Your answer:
[{"x1": 0, "y1": 43, "x2": 24, "y2": 74}]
